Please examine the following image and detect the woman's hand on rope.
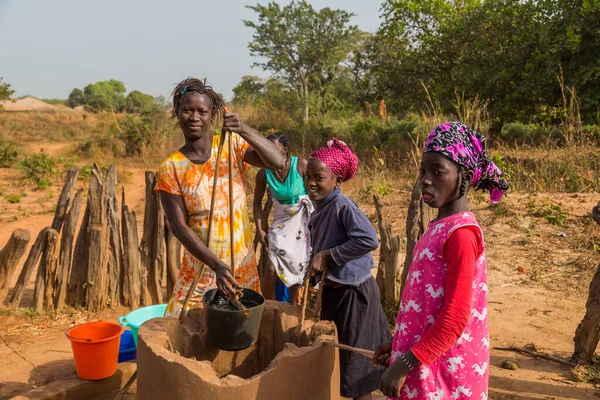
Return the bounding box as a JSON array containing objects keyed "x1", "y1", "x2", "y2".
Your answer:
[
  {"x1": 257, "y1": 229, "x2": 268, "y2": 248},
  {"x1": 213, "y1": 263, "x2": 239, "y2": 297},
  {"x1": 309, "y1": 250, "x2": 331, "y2": 275},
  {"x1": 223, "y1": 112, "x2": 247, "y2": 134},
  {"x1": 372, "y1": 341, "x2": 392, "y2": 368}
]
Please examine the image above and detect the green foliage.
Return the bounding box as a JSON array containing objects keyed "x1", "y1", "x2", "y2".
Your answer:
[
  {"x1": 124, "y1": 90, "x2": 156, "y2": 113},
  {"x1": 18, "y1": 150, "x2": 59, "y2": 189},
  {"x1": 66, "y1": 88, "x2": 85, "y2": 108},
  {"x1": 500, "y1": 122, "x2": 562, "y2": 144},
  {"x1": 82, "y1": 80, "x2": 126, "y2": 112},
  {"x1": 528, "y1": 197, "x2": 568, "y2": 226},
  {"x1": 244, "y1": 1, "x2": 358, "y2": 120},
  {"x1": 0, "y1": 77, "x2": 15, "y2": 101},
  {"x1": 0, "y1": 140, "x2": 19, "y2": 168},
  {"x1": 376, "y1": 0, "x2": 600, "y2": 124},
  {"x1": 5, "y1": 194, "x2": 22, "y2": 204}
]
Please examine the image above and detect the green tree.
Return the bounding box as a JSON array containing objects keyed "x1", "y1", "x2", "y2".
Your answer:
[
  {"x1": 232, "y1": 76, "x2": 266, "y2": 105},
  {"x1": 244, "y1": 1, "x2": 358, "y2": 121},
  {"x1": 66, "y1": 88, "x2": 85, "y2": 108},
  {"x1": 0, "y1": 77, "x2": 15, "y2": 101},
  {"x1": 124, "y1": 90, "x2": 155, "y2": 113},
  {"x1": 82, "y1": 79, "x2": 126, "y2": 112}
]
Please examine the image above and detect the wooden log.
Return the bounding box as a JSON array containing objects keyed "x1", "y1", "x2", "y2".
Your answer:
[
  {"x1": 0, "y1": 229, "x2": 30, "y2": 302},
  {"x1": 9, "y1": 227, "x2": 49, "y2": 308},
  {"x1": 140, "y1": 172, "x2": 165, "y2": 305},
  {"x1": 104, "y1": 165, "x2": 123, "y2": 306},
  {"x1": 42, "y1": 229, "x2": 60, "y2": 310},
  {"x1": 165, "y1": 217, "x2": 181, "y2": 301},
  {"x1": 373, "y1": 194, "x2": 401, "y2": 304},
  {"x1": 54, "y1": 189, "x2": 83, "y2": 309},
  {"x1": 67, "y1": 195, "x2": 91, "y2": 307},
  {"x1": 51, "y1": 166, "x2": 80, "y2": 232},
  {"x1": 33, "y1": 229, "x2": 58, "y2": 312},
  {"x1": 86, "y1": 165, "x2": 108, "y2": 311},
  {"x1": 572, "y1": 260, "x2": 600, "y2": 365},
  {"x1": 121, "y1": 187, "x2": 141, "y2": 309}
]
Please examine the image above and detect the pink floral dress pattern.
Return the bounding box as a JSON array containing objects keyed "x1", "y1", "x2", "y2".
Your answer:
[{"x1": 390, "y1": 212, "x2": 489, "y2": 400}]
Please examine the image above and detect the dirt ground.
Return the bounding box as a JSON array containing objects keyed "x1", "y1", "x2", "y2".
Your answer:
[{"x1": 1, "y1": 132, "x2": 600, "y2": 399}]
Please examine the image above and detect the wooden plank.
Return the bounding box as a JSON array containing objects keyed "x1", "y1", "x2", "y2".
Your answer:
[
  {"x1": 104, "y1": 165, "x2": 122, "y2": 306},
  {"x1": 373, "y1": 194, "x2": 401, "y2": 304},
  {"x1": 140, "y1": 172, "x2": 164, "y2": 305},
  {"x1": 67, "y1": 195, "x2": 90, "y2": 307},
  {"x1": 42, "y1": 229, "x2": 60, "y2": 310},
  {"x1": 34, "y1": 229, "x2": 58, "y2": 312},
  {"x1": 0, "y1": 229, "x2": 30, "y2": 302},
  {"x1": 85, "y1": 165, "x2": 108, "y2": 311},
  {"x1": 51, "y1": 166, "x2": 80, "y2": 232},
  {"x1": 165, "y1": 217, "x2": 181, "y2": 300},
  {"x1": 121, "y1": 187, "x2": 141, "y2": 309},
  {"x1": 9, "y1": 227, "x2": 49, "y2": 308},
  {"x1": 54, "y1": 189, "x2": 83, "y2": 309}
]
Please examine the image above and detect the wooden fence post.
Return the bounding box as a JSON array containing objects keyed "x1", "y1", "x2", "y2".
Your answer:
[
  {"x1": 121, "y1": 187, "x2": 141, "y2": 309},
  {"x1": 165, "y1": 217, "x2": 181, "y2": 301},
  {"x1": 105, "y1": 165, "x2": 123, "y2": 306},
  {"x1": 0, "y1": 229, "x2": 30, "y2": 302},
  {"x1": 140, "y1": 172, "x2": 165, "y2": 305},
  {"x1": 54, "y1": 189, "x2": 83, "y2": 309},
  {"x1": 34, "y1": 229, "x2": 59, "y2": 312},
  {"x1": 373, "y1": 194, "x2": 401, "y2": 305},
  {"x1": 67, "y1": 196, "x2": 90, "y2": 307},
  {"x1": 9, "y1": 227, "x2": 50, "y2": 308},
  {"x1": 51, "y1": 166, "x2": 80, "y2": 232},
  {"x1": 572, "y1": 202, "x2": 600, "y2": 365},
  {"x1": 86, "y1": 165, "x2": 108, "y2": 311}
]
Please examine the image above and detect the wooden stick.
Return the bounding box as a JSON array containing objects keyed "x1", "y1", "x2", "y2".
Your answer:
[
  {"x1": 493, "y1": 346, "x2": 576, "y2": 367},
  {"x1": 228, "y1": 131, "x2": 235, "y2": 279},
  {"x1": 114, "y1": 371, "x2": 136, "y2": 400},
  {"x1": 323, "y1": 341, "x2": 374, "y2": 358},
  {"x1": 501, "y1": 271, "x2": 563, "y2": 288},
  {"x1": 178, "y1": 130, "x2": 226, "y2": 322}
]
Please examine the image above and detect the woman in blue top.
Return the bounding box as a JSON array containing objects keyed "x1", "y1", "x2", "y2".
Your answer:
[{"x1": 253, "y1": 133, "x2": 313, "y2": 305}]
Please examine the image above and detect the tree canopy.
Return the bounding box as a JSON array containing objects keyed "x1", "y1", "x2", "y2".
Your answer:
[{"x1": 244, "y1": 0, "x2": 358, "y2": 121}]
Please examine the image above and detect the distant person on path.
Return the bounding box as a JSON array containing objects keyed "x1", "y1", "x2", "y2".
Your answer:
[
  {"x1": 156, "y1": 77, "x2": 284, "y2": 317},
  {"x1": 253, "y1": 132, "x2": 313, "y2": 305},
  {"x1": 373, "y1": 122, "x2": 508, "y2": 399},
  {"x1": 307, "y1": 138, "x2": 392, "y2": 400}
]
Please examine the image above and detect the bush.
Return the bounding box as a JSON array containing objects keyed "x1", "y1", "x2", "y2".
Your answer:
[
  {"x1": 500, "y1": 122, "x2": 563, "y2": 144},
  {"x1": 0, "y1": 140, "x2": 19, "y2": 168},
  {"x1": 18, "y1": 150, "x2": 59, "y2": 189}
]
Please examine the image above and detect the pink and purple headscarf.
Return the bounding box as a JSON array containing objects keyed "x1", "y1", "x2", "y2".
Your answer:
[
  {"x1": 424, "y1": 122, "x2": 508, "y2": 203},
  {"x1": 311, "y1": 138, "x2": 359, "y2": 182}
]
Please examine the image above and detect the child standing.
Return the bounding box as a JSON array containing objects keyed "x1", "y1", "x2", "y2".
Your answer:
[
  {"x1": 373, "y1": 122, "x2": 508, "y2": 399},
  {"x1": 307, "y1": 139, "x2": 392, "y2": 400}
]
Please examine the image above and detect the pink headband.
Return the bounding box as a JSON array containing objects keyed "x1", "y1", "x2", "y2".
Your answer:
[{"x1": 311, "y1": 138, "x2": 359, "y2": 182}]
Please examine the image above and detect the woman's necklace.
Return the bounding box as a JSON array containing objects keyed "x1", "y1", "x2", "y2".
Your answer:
[{"x1": 274, "y1": 157, "x2": 290, "y2": 182}]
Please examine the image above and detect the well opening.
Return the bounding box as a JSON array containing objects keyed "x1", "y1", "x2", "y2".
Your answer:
[
  {"x1": 137, "y1": 300, "x2": 341, "y2": 399},
  {"x1": 160, "y1": 300, "x2": 336, "y2": 379}
]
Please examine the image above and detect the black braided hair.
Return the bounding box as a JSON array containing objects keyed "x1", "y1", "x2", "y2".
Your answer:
[
  {"x1": 171, "y1": 77, "x2": 225, "y2": 124},
  {"x1": 458, "y1": 168, "x2": 469, "y2": 199},
  {"x1": 266, "y1": 132, "x2": 291, "y2": 152}
]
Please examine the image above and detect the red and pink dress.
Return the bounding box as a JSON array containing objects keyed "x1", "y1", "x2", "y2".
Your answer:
[{"x1": 390, "y1": 211, "x2": 489, "y2": 400}]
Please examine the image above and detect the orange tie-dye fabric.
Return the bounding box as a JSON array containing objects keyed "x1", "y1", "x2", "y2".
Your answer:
[{"x1": 156, "y1": 134, "x2": 259, "y2": 317}]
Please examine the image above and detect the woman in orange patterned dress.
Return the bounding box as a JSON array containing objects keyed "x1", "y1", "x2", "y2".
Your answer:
[{"x1": 157, "y1": 78, "x2": 284, "y2": 317}]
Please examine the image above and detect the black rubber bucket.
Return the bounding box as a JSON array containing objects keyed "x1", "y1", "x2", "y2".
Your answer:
[{"x1": 203, "y1": 288, "x2": 265, "y2": 351}]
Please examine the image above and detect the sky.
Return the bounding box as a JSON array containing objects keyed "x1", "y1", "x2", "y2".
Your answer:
[{"x1": 0, "y1": 0, "x2": 382, "y2": 102}]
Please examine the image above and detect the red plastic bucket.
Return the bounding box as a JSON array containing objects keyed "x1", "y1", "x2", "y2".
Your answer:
[{"x1": 66, "y1": 320, "x2": 123, "y2": 380}]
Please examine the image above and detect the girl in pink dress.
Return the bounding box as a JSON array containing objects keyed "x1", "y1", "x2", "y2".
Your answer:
[{"x1": 373, "y1": 122, "x2": 508, "y2": 399}]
